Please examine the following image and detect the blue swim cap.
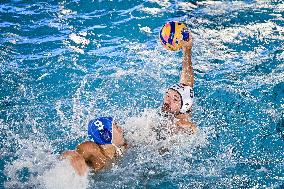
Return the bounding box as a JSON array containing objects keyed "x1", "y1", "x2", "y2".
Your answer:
[{"x1": 88, "y1": 117, "x2": 113, "y2": 145}]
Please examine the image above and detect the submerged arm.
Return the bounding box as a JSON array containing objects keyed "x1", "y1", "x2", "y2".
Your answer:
[
  {"x1": 176, "y1": 120, "x2": 197, "y2": 134},
  {"x1": 175, "y1": 114, "x2": 197, "y2": 134}
]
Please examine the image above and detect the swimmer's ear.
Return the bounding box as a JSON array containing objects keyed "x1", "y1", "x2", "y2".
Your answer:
[{"x1": 100, "y1": 129, "x2": 112, "y2": 143}]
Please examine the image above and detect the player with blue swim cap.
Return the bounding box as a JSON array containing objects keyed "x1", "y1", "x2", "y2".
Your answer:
[
  {"x1": 61, "y1": 116, "x2": 127, "y2": 176},
  {"x1": 88, "y1": 117, "x2": 113, "y2": 145}
]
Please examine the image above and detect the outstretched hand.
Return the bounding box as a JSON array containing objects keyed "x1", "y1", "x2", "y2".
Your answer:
[{"x1": 181, "y1": 32, "x2": 193, "y2": 52}]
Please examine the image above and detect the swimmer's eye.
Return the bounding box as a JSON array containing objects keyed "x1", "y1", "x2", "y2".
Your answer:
[{"x1": 173, "y1": 95, "x2": 180, "y2": 102}]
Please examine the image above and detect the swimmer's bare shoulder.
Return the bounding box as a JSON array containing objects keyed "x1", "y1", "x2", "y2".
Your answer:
[
  {"x1": 60, "y1": 141, "x2": 110, "y2": 175},
  {"x1": 76, "y1": 141, "x2": 109, "y2": 171}
]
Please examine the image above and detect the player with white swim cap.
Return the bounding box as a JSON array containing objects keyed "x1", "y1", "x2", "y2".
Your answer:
[
  {"x1": 168, "y1": 83, "x2": 194, "y2": 114},
  {"x1": 161, "y1": 34, "x2": 197, "y2": 133}
]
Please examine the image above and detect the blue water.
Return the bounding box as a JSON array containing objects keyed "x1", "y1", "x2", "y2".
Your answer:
[{"x1": 1, "y1": 0, "x2": 284, "y2": 188}]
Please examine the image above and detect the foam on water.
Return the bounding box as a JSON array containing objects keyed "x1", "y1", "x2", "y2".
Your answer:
[{"x1": 41, "y1": 160, "x2": 89, "y2": 189}]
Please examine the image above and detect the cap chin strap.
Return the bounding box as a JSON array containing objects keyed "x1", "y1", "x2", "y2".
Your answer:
[{"x1": 169, "y1": 84, "x2": 194, "y2": 114}]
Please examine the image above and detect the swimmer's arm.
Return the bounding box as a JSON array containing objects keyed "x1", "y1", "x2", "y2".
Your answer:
[
  {"x1": 180, "y1": 37, "x2": 194, "y2": 87},
  {"x1": 60, "y1": 150, "x2": 88, "y2": 176},
  {"x1": 176, "y1": 120, "x2": 197, "y2": 134},
  {"x1": 76, "y1": 141, "x2": 108, "y2": 171},
  {"x1": 187, "y1": 122, "x2": 197, "y2": 133}
]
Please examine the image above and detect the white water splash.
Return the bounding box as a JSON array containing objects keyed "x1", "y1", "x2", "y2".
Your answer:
[
  {"x1": 69, "y1": 33, "x2": 90, "y2": 46},
  {"x1": 140, "y1": 7, "x2": 162, "y2": 15},
  {"x1": 139, "y1": 26, "x2": 152, "y2": 33},
  {"x1": 40, "y1": 160, "x2": 89, "y2": 189}
]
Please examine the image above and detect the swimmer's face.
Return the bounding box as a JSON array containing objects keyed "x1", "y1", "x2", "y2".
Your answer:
[
  {"x1": 162, "y1": 89, "x2": 182, "y2": 114},
  {"x1": 112, "y1": 122, "x2": 125, "y2": 146}
]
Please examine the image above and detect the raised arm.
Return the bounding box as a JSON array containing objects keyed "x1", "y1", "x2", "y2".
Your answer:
[{"x1": 180, "y1": 36, "x2": 194, "y2": 87}]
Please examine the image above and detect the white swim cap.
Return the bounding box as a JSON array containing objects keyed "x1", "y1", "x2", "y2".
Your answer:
[{"x1": 169, "y1": 83, "x2": 194, "y2": 113}]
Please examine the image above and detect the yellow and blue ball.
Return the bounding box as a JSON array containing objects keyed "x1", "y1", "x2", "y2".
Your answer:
[{"x1": 159, "y1": 21, "x2": 190, "y2": 51}]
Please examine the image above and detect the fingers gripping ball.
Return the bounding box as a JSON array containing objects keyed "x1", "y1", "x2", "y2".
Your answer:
[{"x1": 159, "y1": 21, "x2": 190, "y2": 51}]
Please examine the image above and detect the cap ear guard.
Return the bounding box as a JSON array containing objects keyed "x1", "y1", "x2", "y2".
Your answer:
[
  {"x1": 100, "y1": 129, "x2": 112, "y2": 143},
  {"x1": 169, "y1": 84, "x2": 194, "y2": 114}
]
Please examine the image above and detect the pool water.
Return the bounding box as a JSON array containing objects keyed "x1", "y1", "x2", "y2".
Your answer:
[{"x1": 1, "y1": 0, "x2": 283, "y2": 188}]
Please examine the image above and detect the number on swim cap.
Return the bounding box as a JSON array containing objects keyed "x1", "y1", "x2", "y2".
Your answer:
[{"x1": 94, "y1": 120, "x2": 104, "y2": 130}]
